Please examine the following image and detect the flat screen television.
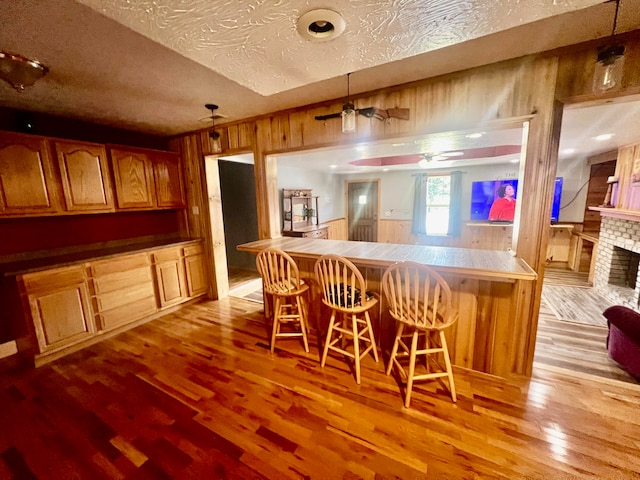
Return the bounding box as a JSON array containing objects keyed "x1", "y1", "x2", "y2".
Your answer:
[{"x1": 470, "y1": 177, "x2": 563, "y2": 223}]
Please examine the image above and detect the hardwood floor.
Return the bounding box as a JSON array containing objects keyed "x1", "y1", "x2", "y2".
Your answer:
[
  {"x1": 1, "y1": 296, "x2": 640, "y2": 479},
  {"x1": 535, "y1": 267, "x2": 639, "y2": 385}
]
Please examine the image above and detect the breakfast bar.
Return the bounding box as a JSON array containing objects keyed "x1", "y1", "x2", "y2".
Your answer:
[{"x1": 238, "y1": 237, "x2": 537, "y2": 378}]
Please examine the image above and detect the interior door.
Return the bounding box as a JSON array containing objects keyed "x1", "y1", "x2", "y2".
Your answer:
[{"x1": 348, "y1": 181, "x2": 378, "y2": 242}]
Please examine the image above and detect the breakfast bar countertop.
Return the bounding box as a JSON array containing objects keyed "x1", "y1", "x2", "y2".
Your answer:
[{"x1": 237, "y1": 237, "x2": 537, "y2": 282}]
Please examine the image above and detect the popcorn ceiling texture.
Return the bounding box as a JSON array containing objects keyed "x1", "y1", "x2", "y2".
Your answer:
[{"x1": 75, "y1": 0, "x2": 603, "y2": 96}]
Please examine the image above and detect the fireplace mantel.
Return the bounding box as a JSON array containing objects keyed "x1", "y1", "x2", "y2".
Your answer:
[{"x1": 589, "y1": 206, "x2": 640, "y2": 222}]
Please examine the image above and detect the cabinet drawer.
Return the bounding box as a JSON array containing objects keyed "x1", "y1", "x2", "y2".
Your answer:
[
  {"x1": 21, "y1": 265, "x2": 87, "y2": 293},
  {"x1": 90, "y1": 265, "x2": 153, "y2": 294},
  {"x1": 89, "y1": 252, "x2": 150, "y2": 277},
  {"x1": 302, "y1": 228, "x2": 328, "y2": 239},
  {"x1": 151, "y1": 247, "x2": 181, "y2": 263},
  {"x1": 182, "y1": 243, "x2": 203, "y2": 257},
  {"x1": 97, "y1": 296, "x2": 157, "y2": 331},
  {"x1": 93, "y1": 282, "x2": 155, "y2": 312}
]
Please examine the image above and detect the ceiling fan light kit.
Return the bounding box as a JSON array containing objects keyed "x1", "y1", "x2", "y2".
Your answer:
[
  {"x1": 593, "y1": 0, "x2": 625, "y2": 93},
  {"x1": 0, "y1": 51, "x2": 48, "y2": 92}
]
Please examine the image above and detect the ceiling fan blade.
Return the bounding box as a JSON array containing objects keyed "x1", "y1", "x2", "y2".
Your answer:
[{"x1": 314, "y1": 112, "x2": 341, "y2": 121}]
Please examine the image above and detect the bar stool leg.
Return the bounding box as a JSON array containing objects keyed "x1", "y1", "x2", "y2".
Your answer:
[
  {"x1": 405, "y1": 330, "x2": 419, "y2": 408},
  {"x1": 321, "y1": 311, "x2": 336, "y2": 368},
  {"x1": 352, "y1": 314, "x2": 361, "y2": 384},
  {"x1": 297, "y1": 296, "x2": 310, "y2": 353}
]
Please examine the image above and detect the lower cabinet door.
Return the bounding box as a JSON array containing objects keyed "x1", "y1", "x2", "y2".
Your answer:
[
  {"x1": 23, "y1": 269, "x2": 95, "y2": 353},
  {"x1": 184, "y1": 254, "x2": 207, "y2": 298},
  {"x1": 154, "y1": 258, "x2": 186, "y2": 307}
]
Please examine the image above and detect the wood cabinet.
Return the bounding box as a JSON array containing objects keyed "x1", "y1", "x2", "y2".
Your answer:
[
  {"x1": 183, "y1": 243, "x2": 207, "y2": 297},
  {"x1": 109, "y1": 147, "x2": 156, "y2": 209},
  {"x1": 11, "y1": 241, "x2": 206, "y2": 366},
  {"x1": 18, "y1": 265, "x2": 95, "y2": 358},
  {"x1": 152, "y1": 246, "x2": 188, "y2": 308},
  {"x1": 153, "y1": 151, "x2": 186, "y2": 208},
  {"x1": 89, "y1": 252, "x2": 156, "y2": 331},
  {"x1": 0, "y1": 132, "x2": 62, "y2": 215},
  {"x1": 54, "y1": 140, "x2": 115, "y2": 212},
  {"x1": 109, "y1": 146, "x2": 186, "y2": 210}
]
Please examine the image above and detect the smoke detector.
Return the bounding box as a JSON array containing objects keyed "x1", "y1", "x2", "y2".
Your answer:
[{"x1": 297, "y1": 9, "x2": 346, "y2": 42}]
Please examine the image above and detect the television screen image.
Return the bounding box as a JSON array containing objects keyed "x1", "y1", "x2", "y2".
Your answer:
[{"x1": 470, "y1": 177, "x2": 563, "y2": 223}]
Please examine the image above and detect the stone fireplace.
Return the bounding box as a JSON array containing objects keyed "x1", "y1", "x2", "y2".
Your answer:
[{"x1": 594, "y1": 216, "x2": 640, "y2": 308}]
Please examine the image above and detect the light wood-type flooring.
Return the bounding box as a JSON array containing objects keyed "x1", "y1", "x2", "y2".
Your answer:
[
  {"x1": 1, "y1": 295, "x2": 640, "y2": 479},
  {"x1": 535, "y1": 267, "x2": 639, "y2": 385}
]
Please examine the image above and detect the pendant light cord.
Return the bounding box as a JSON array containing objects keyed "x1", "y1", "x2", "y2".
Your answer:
[{"x1": 611, "y1": 0, "x2": 620, "y2": 37}]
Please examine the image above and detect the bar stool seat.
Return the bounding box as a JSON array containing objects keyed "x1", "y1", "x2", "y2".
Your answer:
[
  {"x1": 382, "y1": 261, "x2": 458, "y2": 407},
  {"x1": 256, "y1": 248, "x2": 310, "y2": 353},
  {"x1": 314, "y1": 254, "x2": 378, "y2": 384}
]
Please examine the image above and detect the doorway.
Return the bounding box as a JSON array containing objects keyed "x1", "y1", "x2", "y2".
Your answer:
[{"x1": 347, "y1": 180, "x2": 379, "y2": 242}]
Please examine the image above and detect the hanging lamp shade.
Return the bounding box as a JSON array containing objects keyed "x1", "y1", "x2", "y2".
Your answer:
[
  {"x1": 593, "y1": 0, "x2": 625, "y2": 93},
  {"x1": 341, "y1": 73, "x2": 356, "y2": 134}
]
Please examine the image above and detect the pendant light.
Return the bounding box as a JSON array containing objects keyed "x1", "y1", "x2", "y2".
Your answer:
[
  {"x1": 341, "y1": 73, "x2": 356, "y2": 134},
  {"x1": 593, "y1": 0, "x2": 625, "y2": 93}
]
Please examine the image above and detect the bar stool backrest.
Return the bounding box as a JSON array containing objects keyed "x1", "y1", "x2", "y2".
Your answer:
[
  {"x1": 256, "y1": 248, "x2": 303, "y2": 296},
  {"x1": 314, "y1": 254, "x2": 371, "y2": 311},
  {"x1": 382, "y1": 261, "x2": 457, "y2": 330}
]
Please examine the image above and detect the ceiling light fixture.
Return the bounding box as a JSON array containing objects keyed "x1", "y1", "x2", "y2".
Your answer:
[
  {"x1": 205, "y1": 103, "x2": 220, "y2": 141},
  {"x1": 297, "y1": 9, "x2": 346, "y2": 42},
  {"x1": 594, "y1": 133, "x2": 615, "y2": 141},
  {"x1": 593, "y1": 0, "x2": 625, "y2": 93},
  {"x1": 0, "y1": 51, "x2": 49, "y2": 92},
  {"x1": 466, "y1": 132, "x2": 485, "y2": 139},
  {"x1": 342, "y1": 73, "x2": 356, "y2": 134},
  {"x1": 441, "y1": 151, "x2": 464, "y2": 157}
]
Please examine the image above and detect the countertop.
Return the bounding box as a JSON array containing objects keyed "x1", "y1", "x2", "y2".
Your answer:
[
  {"x1": 1, "y1": 235, "x2": 202, "y2": 277},
  {"x1": 238, "y1": 237, "x2": 536, "y2": 282}
]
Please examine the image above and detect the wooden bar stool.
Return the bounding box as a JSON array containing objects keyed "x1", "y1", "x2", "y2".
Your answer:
[
  {"x1": 382, "y1": 261, "x2": 458, "y2": 407},
  {"x1": 314, "y1": 254, "x2": 378, "y2": 384},
  {"x1": 256, "y1": 248, "x2": 309, "y2": 353}
]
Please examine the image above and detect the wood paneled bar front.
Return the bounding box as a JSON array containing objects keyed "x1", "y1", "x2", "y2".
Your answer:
[{"x1": 238, "y1": 237, "x2": 536, "y2": 379}]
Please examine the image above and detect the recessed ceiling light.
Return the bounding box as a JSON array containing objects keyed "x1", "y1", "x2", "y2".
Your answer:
[
  {"x1": 329, "y1": 164, "x2": 337, "y2": 169},
  {"x1": 593, "y1": 134, "x2": 615, "y2": 141},
  {"x1": 355, "y1": 145, "x2": 367, "y2": 152},
  {"x1": 297, "y1": 9, "x2": 346, "y2": 42},
  {"x1": 561, "y1": 148, "x2": 576, "y2": 155},
  {"x1": 441, "y1": 151, "x2": 464, "y2": 157},
  {"x1": 383, "y1": 168, "x2": 389, "y2": 171},
  {"x1": 466, "y1": 132, "x2": 485, "y2": 139},
  {"x1": 510, "y1": 158, "x2": 519, "y2": 163}
]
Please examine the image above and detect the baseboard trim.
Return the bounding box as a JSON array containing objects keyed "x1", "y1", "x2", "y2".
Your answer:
[{"x1": 0, "y1": 341, "x2": 18, "y2": 359}]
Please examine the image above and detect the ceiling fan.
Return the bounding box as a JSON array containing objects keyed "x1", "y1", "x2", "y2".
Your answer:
[{"x1": 314, "y1": 73, "x2": 410, "y2": 129}]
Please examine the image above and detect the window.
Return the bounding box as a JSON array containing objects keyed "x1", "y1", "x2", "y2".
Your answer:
[{"x1": 425, "y1": 175, "x2": 451, "y2": 235}]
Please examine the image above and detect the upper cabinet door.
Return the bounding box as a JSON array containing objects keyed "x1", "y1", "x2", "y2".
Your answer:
[
  {"x1": 109, "y1": 147, "x2": 155, "y2": 209},
  {"x1": 54, "y1": 140, "x2": 115, "y2": 212},
  {"x1": 152, "y1": 151, "x2": 186, "y2": 208},
  {"x1": 0, "y1": 132, "x2": 62, "y2": 215}
]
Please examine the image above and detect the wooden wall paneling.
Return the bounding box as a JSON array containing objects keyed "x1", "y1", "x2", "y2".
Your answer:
[
  {"x1": 485, "y1": 281, "x2": 517, "y2": 378},
  {"x1": 472, "y1": 281, "x2": 493, "y2": 372},
  {"x1": 287, "y1": 111, "x2": 305, "y2": 148},
  {"x1": 449, "y1": 277, "x2": 478, "y2": 369},
  {"x1": 615, "y1": 145, "x2": 635, "y2": 210},
  {"x1": 325, "y1": 218, "x2": 348, "y2": 240},
  {"x1": 512, "y1": 279, "x2": 536, "y2": 375},
  {"x1": 556, "y1": 33, "x2": 640, "y2": 102}
]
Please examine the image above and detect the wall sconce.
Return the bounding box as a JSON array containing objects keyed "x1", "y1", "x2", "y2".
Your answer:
[
  {"x1": 341, "y1": 73, "x2": 356, "y2": 134},
  {"x1": 0, "y1": 52, "x2": 49, "y2": 92},
  {"x1": 593, "y1": 0, "x2": 625, "y2": 93}
]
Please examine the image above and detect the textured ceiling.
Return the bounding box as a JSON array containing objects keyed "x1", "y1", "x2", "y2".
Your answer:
[
  {"x1": 0, "y1": 0, "x2": 639, "y2": 137},
  {"x1": 76, "y1": 0, "x2": 604, "y2": 96}
]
